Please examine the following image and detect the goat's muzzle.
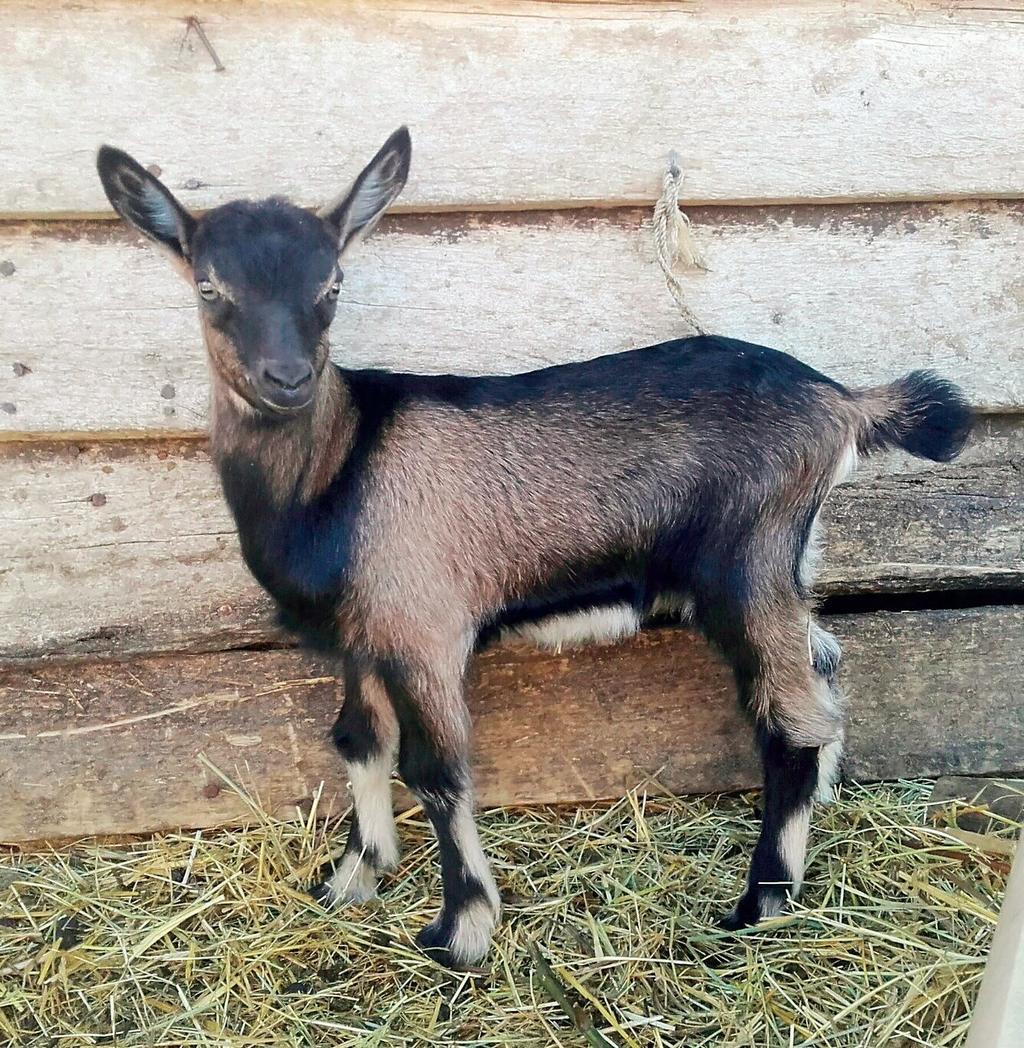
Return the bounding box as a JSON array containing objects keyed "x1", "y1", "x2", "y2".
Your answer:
[{"x1": 253, "y1": 359, "x2": 315, "y2": 412}]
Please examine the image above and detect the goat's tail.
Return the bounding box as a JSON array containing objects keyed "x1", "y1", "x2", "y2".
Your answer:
[{"x1": 851, "y1": 370, "x2": 973, "y2": 462}]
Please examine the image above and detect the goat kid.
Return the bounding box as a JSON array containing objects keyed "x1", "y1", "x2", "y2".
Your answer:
[{"x1": 97, "y1": 129, "x2": 972, "y2": 969}]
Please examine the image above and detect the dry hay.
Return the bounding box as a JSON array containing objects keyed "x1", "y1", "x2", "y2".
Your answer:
[{"x1": 0, "y1": 779, "x2": 1018, "y2": 1047}]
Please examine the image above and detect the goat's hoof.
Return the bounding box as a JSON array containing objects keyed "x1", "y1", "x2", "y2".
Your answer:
[
  {"x1": 416, "y1": 921, "x2": 464, "y2": 970},
  {"x1": 719, "y1": 886, "x2": 789, "y2": 930},
  {"x1": 718, "y1": 893, "x2": 764, "y2": 931},
  {"x1": 309, "y1": 859, "x2": 379, "y2": 909},
  {"x1": 308, "y1": 881, "x2": 335, "y2": 908},
  {"x1": 416, "y1": 897, "x2": 498, "y2": 970},
  {"x1": 717, "y1": 908, "x2": 751, "y2": 932}
]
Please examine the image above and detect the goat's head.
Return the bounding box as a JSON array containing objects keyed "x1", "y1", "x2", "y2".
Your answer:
[{"x1": 96, "y1": 128, "x2": 411, "y2": 414}]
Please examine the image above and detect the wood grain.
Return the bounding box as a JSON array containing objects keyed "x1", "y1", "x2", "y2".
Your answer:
[
  {"x1": 3, "y1": 1, "x2": 1024, "y2": 216},
  {"x1": 1, "y1": 417, "x2": 1020, "y2": 661},
  {"x1": 3, "y1": 201, "x2": 1024, "y2": 437},
  {"x1": 2, "y1": 606, "x2": 1021, "y2": 841}
]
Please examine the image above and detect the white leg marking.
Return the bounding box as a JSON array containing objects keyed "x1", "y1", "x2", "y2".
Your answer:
[
  {"x1": 323, "y1": 850, "x2": 378, "y2": 906},
  {"x1": 451, "y1": 794, "x2": 501, "y2": 912},
  {"x1": 348, "y1": 754, "x2": 399, "y2": 871},
  {"x1": 807, "y1": 628, "x2": 846, "y2": 802},
  {"x1": 770, "y1": 803, "x2": 812, "y2": 914},
  {"x1": 757, "y1": 896, "x2": 786, "y2": 920},
  {"x1": 448, "y1": 895, "x2": 500, "y2": 967},
  {"x1": 445, "y1": 794, "x2": 501, "y2": 965},
  {"x1": 322, "y1": 752, "x2": 398, "y2": 907},
  {"x1": 508, "y1": 603, "x2": 640, "y2": 651},
  {"x1": 815, "y1": 737, "x2": 845, "y2": 804}
]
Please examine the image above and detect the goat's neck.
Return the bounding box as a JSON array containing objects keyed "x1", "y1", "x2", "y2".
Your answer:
[{"x1": 209, "y1": 365, "x2": 357, "y2": 506}]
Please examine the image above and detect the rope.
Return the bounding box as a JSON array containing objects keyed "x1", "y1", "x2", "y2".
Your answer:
[{"x1": 652, "y1": 150, "x2": 708, "y2": 335}]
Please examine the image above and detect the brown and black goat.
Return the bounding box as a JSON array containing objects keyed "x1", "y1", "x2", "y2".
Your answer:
[{"x1": 96, "y1": 129, "x2": 972, "y2": 969}]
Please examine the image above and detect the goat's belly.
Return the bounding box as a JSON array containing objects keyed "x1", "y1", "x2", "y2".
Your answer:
[
  {"x1": 504, "y1": 593, "x2": 695, "y2": 651},
  {"x1": 506, "y1": 603, "x2": 640, "y2": 650}
]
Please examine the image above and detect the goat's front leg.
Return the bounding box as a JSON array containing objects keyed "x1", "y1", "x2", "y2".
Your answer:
[
  {"x1": 382, "y1": 657, "x2": 500, "y2": 969},
  {"x1": 313, "y1": 658, "x2": 400, "y2": 906}
]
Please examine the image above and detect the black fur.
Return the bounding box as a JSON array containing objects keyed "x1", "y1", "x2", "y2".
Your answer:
[
  {"x1": 214, "y1": 336, "x2": 965, "y2": 954},
  {"x1": 324, "y1": 656, "x2": 392, "y2": 878},
  {"x1": 379, "y1": 658, "x2": 467, "y2": 802},
  {"x1": 192, "y1": 200, "x2": 341, "y2": 375},
  {"x1": 330, "y1": 657, "x2": 384, "y2": 765},
  {"x1": 378, "y1": 656, "x2": 492, "y2": 967},
  {"x1": 96, "y1": 145, "x2": 196, "y2": 259},
  {"x1": 862, "y1": 369, "x2": 973, "y2": 462},
  {"x1": 358, "y1": 335, "x2": 844, "y2": 415},
  {"x1": 217, "y1": 373, "x2": 404, "y2": 648},
  {"x1": 722, "y1": 730, "x2": 820, "y2": 929},
  {"x1": 414, "y1": 790, "x2": 493, "y2": 969},
  {"x1": 480, "y1": 579, "x2": 642, "y2": 640},
  {"x1": 97, "y1": 131, "x2": 976, "y2": 968}
]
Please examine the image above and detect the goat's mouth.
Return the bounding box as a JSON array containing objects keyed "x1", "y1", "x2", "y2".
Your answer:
[
  {"x1": 256, "y1": 391, "x2": 315, "y2": 414},
  {"x1": 246, "y1": 370, "x2": 315, "y2": 414}
]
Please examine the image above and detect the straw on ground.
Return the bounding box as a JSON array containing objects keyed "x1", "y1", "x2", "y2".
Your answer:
[{"x1": 0, "y1": 780, "x2": 1016, "y2": 1047}]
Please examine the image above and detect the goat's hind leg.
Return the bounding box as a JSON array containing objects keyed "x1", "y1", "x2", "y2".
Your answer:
[
  {"x1": 312, "y1": 658, "x2": 400, "y2": 907},
  {"x1": 710, "y1": 595, "x2": 844, "y2": 929},
  {"x1": 809, "y1": 619, "x2": 845, "y2": 803}
]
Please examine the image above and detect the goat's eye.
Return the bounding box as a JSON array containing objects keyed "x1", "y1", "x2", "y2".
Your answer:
[
  {"x1": 316, "y1": 274, "x2": 342, "y2": 305},
  {"x1": 197, "y1": 280, "x2": 218, "y2": 302}
]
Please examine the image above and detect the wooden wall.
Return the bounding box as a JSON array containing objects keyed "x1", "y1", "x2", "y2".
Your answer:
[{"x1": 1, "y1": 0, "x2": 1022, "y2": 841}]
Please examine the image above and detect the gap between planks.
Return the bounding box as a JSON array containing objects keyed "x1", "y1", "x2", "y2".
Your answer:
[{"x1": 9, "y1": 190, "x2": 1024, "y2": 225}]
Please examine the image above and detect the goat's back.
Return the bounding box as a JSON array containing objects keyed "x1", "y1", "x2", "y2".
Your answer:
[{"x1": 344, "y1": 336, "x2": 856, "y2": 619}]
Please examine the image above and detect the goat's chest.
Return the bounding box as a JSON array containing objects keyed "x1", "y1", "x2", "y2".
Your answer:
[
  {"x1": 244, "y1": 510, "x2": 358, "y2": 645},
  {"x1": 220, "y1": 468, "x2": 360, "y2": 642}
]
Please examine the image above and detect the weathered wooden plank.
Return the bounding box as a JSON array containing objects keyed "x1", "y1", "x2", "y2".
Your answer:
[
  {"x1": 1, "y1": 418, "x2": 1020, "y2": 661},
  {"x1": 1, "y1": 606, "x2": 1021, "y2": 842},
  {"x1": 0, "y1": 441, "x2": 270, "y2": 661},
  {"x1": 930, "y1": 778, "x2": 1024, "y2": 834},
  {"x1": 4, "y1": 202, "x2": 1024, "y2": 437},
  {"x1": 3, "y1": 1, "x2": 1024, "y2": 217}
]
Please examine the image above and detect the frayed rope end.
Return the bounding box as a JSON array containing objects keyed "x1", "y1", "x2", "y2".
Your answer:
[{"x1": 653, "y1": 150, "x2": 709, "y2": 335}]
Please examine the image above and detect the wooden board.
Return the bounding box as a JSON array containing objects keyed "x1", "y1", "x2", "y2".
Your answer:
[
  {"x1": 2, "y1": 418, "x2": 1020, "y2": 661},
  {"x1": 929, "y1": 778, "x2": 1024, "y2": 834},
  {"x1": 0, "y1": 441, "x2": 269, "y2": 662},
  {"x1": 4, "y1": 202, "x2": 1024, "y2": 437},
  {"x1": 4, "y1": 1, "x2": 1024, "y2": 216},
  {"x1": 1, "y1": 606, "x2": 1021, "y2": 842}
]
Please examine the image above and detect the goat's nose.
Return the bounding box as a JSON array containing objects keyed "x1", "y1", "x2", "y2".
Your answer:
[{"x1": 261, "y1": 361, "x2": 313, "y2": 392}]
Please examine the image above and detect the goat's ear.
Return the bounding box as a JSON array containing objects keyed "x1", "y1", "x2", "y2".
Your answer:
[
  {"x1": 96, "y1": 146, "x2": 196, "y2": 261},
  {"x1": 319, "y1": 127, "x2": 411, "y2": 255}
]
